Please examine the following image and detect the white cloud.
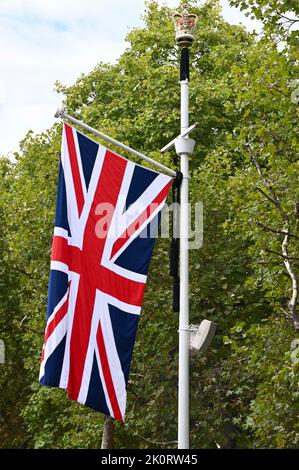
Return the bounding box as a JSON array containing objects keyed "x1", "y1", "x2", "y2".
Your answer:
[
  {"x1": 0, "y1": 0, "x2": 144, "y2": 22},
  {"x1": 220, "y1": 0, "x2": 262, "y2": 32},
  {"x1": 0, "y1": 0, "x2": 261, "y2": 156},
  {"x1": 0, "y1": 0, "x2": 147, "y2": 156}
]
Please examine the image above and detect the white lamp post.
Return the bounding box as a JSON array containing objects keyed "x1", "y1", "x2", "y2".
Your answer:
[{"x1": 172, "y1": 6, "x2": 198, "y2": 450}]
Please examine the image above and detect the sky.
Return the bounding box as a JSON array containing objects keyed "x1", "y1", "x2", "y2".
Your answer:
[{"x1": 0, "y1": 0, "x2": 262, "y2": 156}]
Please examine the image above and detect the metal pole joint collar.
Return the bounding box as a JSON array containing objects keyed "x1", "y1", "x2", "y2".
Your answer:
[{"x1": 175, "y1": 136, "x2": 195, "y2": 156}]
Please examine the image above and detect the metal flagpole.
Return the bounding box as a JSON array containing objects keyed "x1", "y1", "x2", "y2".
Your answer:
[
  {"x1": 172, "y1": 7, "x2": 198, "y2": 450},
  {"x1": 54, "y1": 106, "x2": 176, "y2": 178}
]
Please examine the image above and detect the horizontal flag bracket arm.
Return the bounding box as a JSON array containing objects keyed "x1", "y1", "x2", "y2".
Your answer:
[
  {"x1": 54, "y1": 106, "x2": 176, "y2": 177},
  {"x1": 160, "y1": 123, "x2": 197, "y2": 153}
]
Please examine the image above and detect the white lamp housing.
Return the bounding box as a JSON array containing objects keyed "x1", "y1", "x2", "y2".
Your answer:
[{"x1": 189, "y1": 320, "x2": 216, "y2": 354}]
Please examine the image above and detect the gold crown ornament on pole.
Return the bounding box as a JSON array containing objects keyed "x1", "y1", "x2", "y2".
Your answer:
[{"x1": 172, "y1": 5, "x2": 198, "y2": 48}]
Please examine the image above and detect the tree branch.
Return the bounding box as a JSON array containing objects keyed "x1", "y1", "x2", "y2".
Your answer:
[
  {"x1": 19, "y1": 316, "x2": 44, "y2": 335},
  {"x1": 20, "y1": 325, "x2": 44, "y2": 335},
  {"x1": 257, "y1": 222, "x2": 299, "y2": 240},
  {"x1": 246, "y1": 142, "x2": 298, "y2": 329},
  {"x1": 246, "y1": 142, "x2": 289, "y2": 222},
  {"x1": 101, "y1": 416, "x2": 114, "y2": 449},
  {"x1": 255, "y1": 186, "x2": 284, "y2": 214},
  {"x1": 281, "y1": 230, "x2": 299, "y2": 329},
  {"x1": 275, "y1": 10, "x2": 299, "y2": 24},
  {"x1": 264, "y1": 248, "x2": 299, "y2": 261}
]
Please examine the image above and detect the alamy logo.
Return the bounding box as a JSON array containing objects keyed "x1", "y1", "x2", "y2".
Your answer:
[{"x1": 0, "y1": 339, "x2": 5, "y2": 364}]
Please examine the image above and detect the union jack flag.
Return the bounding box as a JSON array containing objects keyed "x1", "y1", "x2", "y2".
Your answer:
[{"x1": 39, "y1": 123, "x2": 172, "y2": 422}]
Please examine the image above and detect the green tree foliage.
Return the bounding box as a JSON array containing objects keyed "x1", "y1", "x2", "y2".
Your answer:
[
  {"x1": 229, "y1": 0, "x2": 299, "y2": 46},
  {"x1": 0, "y1": 0, "x2": 298, "y2": 448}
]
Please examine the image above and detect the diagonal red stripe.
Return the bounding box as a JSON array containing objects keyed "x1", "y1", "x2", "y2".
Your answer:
[
  {"x1": 64, "y1": 124, "x2": 85, "y2": 216},
  {"x1": 95, "y1": 265, "x2": 145, "y2": 306},
  {"x1": 96, "y1": 321, "x2": 123, "y2": 422},
  {"x1": 41, "y1": 286, "x2": 70, "y2": 362},
  {"x1": 110, "y1": 180, "x2": 172, "y2": 260}
]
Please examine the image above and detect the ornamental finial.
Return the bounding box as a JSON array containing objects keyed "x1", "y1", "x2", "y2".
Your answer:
[{"x1": 172, "y1": 4, "x2": 198, "y2": 48}]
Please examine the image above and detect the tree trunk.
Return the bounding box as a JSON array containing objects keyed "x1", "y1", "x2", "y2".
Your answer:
[{"x1": 101, "y1": 416, "x2": 114, "y2": 449}]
